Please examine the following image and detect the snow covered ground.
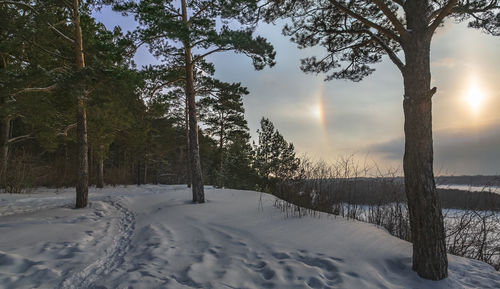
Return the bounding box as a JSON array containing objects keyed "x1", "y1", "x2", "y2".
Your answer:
[{"x1": 1, "y1": 185, "x2": 499, "y2": 289}]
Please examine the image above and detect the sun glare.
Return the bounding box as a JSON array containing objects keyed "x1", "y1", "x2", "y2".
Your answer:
[
  {"x1": 311, "y1": 103, "x2": 323, "y2": 122},
  {"x1": 464, "y1": 82, "x2": 485, "y2": 114}
]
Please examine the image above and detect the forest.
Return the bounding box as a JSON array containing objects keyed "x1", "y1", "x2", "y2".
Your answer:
[{"x1": 0, "y1": 1, "x2": 300, "y2": 196}]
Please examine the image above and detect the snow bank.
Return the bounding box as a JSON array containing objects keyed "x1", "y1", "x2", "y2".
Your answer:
[{"x1": 0, "y1": 185, "x2": 499, "y2": 288}]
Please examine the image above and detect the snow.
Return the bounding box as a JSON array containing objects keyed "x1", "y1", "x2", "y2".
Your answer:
[
  {"x1": 437, "y1": 184, "x2": 500, "y2": 195},
  {"x1": 0, "y1": 185, "x2": 499, "y2": 289}
]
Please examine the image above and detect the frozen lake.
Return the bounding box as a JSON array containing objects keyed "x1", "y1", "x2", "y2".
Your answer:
[{"x1": 437, "y1": 184, "x2": 500, "y2": 195}]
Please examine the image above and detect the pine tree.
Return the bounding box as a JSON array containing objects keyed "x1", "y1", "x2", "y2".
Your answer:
[
  {"x1": 0, "y1": 1, "x2": 79, "y2": 190},
  {"x1": 222, "y1": 132, "x2": 256, "y2": 189},
  {"x1": 114, "y1": 0, "x2": 275, "y2": 203},
  {"x1": 199, "y1": 79, "x2": 250, "y2": 187},
  {"x1": 263, "y1": 0, "x2": 499, "y2": 280},
  {"x1": 254, "y1": 117, "x2": 299, "y2": 189}
]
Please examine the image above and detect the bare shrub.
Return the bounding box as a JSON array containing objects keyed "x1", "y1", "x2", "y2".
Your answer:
[
  {"x1": 271, "y1": 155, "x2": 500, "y2": 270},
  {"x1": 445, "y1": 209, "x2": 500, "y2": 270},
  {"x1": 3, "y1": 152, "x2": 34, "y2": 194}
]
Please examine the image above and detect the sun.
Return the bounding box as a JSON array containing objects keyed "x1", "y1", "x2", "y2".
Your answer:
[
  {"x1": 311, "y1": 103, "x2": 323, "y2": 121},
  {"x1": 464, "y1": 83, "x2": 485, "y2": 113}
]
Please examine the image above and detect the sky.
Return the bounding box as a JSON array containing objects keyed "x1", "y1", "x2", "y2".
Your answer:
[{"x1": 94, "y1": 7, "x2": 500, "y2": 176}]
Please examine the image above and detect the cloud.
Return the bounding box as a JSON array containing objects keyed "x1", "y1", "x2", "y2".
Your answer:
[
  {"x1": 367, "y1": 121, "x2": 500, "y2": 175},
  {"x1": 432, "y1": 57, "x2": 459, "y2": 68}
]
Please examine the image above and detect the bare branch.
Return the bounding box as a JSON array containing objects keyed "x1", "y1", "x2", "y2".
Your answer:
[
  {"x1": 370, "y1": 34, "x2": 405, "y2": 72},
  {"x1": 14, "y1": 84, "x2": 57, "y2": 96},
  {"x1": 48, "y1": 23, "x2": 75, "y2": 44},
  {"x1": 429, "y1": 0, "x2": 458, "y2": 34},
  {"x1": 191, "y1": 47, "x2": 231, "y2": 64},
  {"x1": 58, "y1": 123, "x2": 77, "y2": 136},
  {"x1": 7, "y1": 134, "x2": 33, "y2": 144},
  {"x1": 373, "y1": 0, "x2": 408, "y2": 38}
]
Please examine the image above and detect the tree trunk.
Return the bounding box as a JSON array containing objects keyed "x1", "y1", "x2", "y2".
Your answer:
[
  {"x1": 402, "y1": 20, "x2": 448, "y2": 279},
  {"x1": 97, "y1": 146, "x2": 104, "y2": 189},
  {"x1": 185, "y1": 62, "x2": 204, "y2": 202},
  {"x1": 0, "y1": 117, "x2": 9, "y2": 188},
  {"x1": 182, "y1": 0, "x2": 204, "y2": 203},
  {"x1": 218, "y1": 121, "x2": 224, "y2": 188},
  {"x1": 89, "y1": 146, "x2": 93, "y2": 186},
  {"x1": 73, "y1": 0, "x2": 88, "y2": 208},
  {"x1": 63, "y1": 145, "x2": 68, "y2": 185},
  {"x1": 185, "y1": 95, "x2": 192, "y2": 188},
  {"x1": 137, "y1": 160, "x2": 141, "y2": 185}
]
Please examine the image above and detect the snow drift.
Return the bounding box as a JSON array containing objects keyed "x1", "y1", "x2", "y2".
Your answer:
[{"x1": 0, "y1": 185, "x2": 499, "y2": 289}]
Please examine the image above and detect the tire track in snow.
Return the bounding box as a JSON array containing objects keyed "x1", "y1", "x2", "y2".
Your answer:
[{"x1": 59, "y1": 198, "x2": 136, "y2": 289}]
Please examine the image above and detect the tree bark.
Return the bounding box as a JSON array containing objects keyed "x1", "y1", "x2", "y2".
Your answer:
[
  {"x1": 401, "y1": 4, "x2": 448, "y2": 278},
  {"x1": 97, "y1": 145, "x2": 104, "y2": 189},
  {"x1": 185, "y1": 95, "x2": 192, "y2": 188},
  {"x1": 73, "y1": 0, "x2": 88, "y2": 208},
  {"x1": 185, "y1": 61, "x2": 204, "y2": 202},
  {"x1": 0, "y1": 117, "x2": 9, "y2": 188},
  {"x1": 137, "y1": 160, "x2": 141, "y2": 185},
  {"x1": 182, "y1": 0, "x2": 204, "y2": 203},
  {"x1": 218, "y1": 117, "x2": 224, "y2": 188}
]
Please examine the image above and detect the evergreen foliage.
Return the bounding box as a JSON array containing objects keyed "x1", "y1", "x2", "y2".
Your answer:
[
  {"x1": 113, "y1": 0, "x2": 275, "y2": 203},
  {"x1": 254, "y1": 117, "x2": 300, "y2": 191},
  {"x1": 199, "y1": 79, "x2": 250, "y2": 187}
]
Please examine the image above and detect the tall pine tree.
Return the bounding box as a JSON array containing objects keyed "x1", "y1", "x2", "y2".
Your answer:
[
  {"x1": 199, "y1": 78, "x2": 250, "y2": 187},
  {"x1": 263, "y1": 0, "x2": 499, "y2": 279},
  {"x1": 114, "y1": 0, "x2": 275, "y2": 203},
  {"x1": 254, "y1": 117, "x2": 300, "y2": 190}
]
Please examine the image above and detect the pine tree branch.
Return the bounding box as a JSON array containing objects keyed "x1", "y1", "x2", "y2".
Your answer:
[
  {"x1": 0, "y1": 1, "x2": 75, "y2": 44},
  {"x1": 0, "y1": 1, "x2": 33, "y2": 10},
  {"x1": 188, "y1": 3, "x2": 212, "y2": 26},
  {"x1": 327, "y1": 0, "x2": 401, "y2": 42},
  {"x1": 149, "y1": 78, "x2": 186, "y2": 97},
  {"x1": 58, "y1": 123, "x2": 77, "y2": 136},
  {"x1": 7, "y1": 134, "x2": 33, "y2": 144},
  {"x1": 191, "y1": 48, "x2": 231, "y2": 64},
  {"x1": 429, "y1": 0, "x2": 458, "y2": 34},
  {"x1": 14, "y1": 84, "x2": 58, "y2": 96},
  {"x1": 452, "y1": 0, "x2": 500, "y2": 14},
  {"x1": 0, "y1": 1, "x2": 75, "y2": 43},
  {"x1": 320, "y1": 27, "x2": 405, "y2": 72},
  {"x1": 29, "y1": 40, "x2": 72, "y2": 60},
  {"x1": 48, "y1": 23, "x2": 75, "y2": 44},
  {"x1": 369, "y1": 33, "x2": 405, "y2": 72},
  {"x1": 372, "y1": 0, "x2": 408, "y2": 38}
]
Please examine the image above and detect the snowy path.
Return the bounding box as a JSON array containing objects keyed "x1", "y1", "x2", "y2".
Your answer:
[
  {"x1": 1, "y1": 185, "x2": 499, "y2": 289},
  {"x1": 59, "y1": 198, "x2": 136, "y2": 289}
]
